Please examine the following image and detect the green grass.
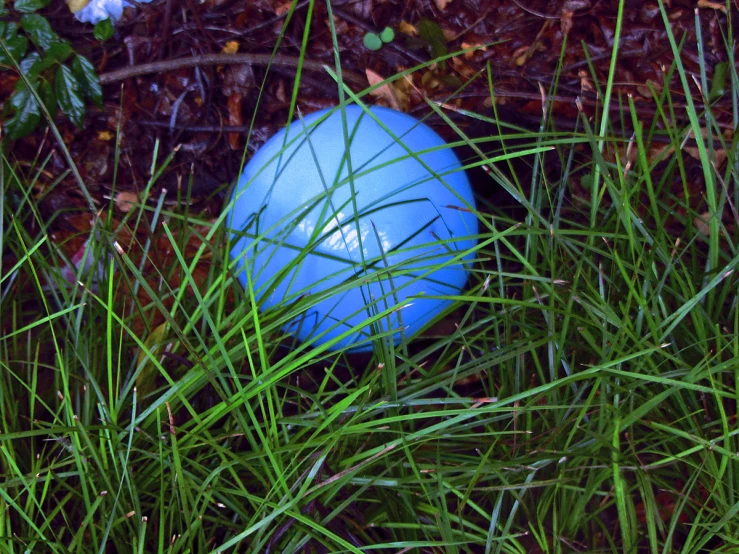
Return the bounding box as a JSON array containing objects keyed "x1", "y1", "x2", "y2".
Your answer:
[{"x1": 2, "y1": 2, "x2": 739, "y2": 552}]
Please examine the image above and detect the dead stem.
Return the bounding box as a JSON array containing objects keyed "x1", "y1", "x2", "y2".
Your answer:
[{"x1": 99, "y1": 53, "x2": 368, "y2": 87}]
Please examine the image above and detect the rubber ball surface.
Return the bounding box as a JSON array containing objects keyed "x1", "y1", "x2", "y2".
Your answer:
[{"x1": 228, "y1": 105, "x2": 477, "y2": 351}]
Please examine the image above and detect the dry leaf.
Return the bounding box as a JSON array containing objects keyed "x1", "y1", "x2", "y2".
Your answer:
[
  {"x1": 560, "y1": 8, "x2": 574, "y2": 35},
  {"x1": 398, "y1": 21, "x2": 417, "y2": 36},
  {"x1": 697, "y1": 0, "x2": 727, "y2": 12},
  {"x1": 66, "y1": 0, "x2": 89, "y2": 13},
  {"x1": 683, "y1": 127, "x2": 730, "y2": 167},
  {"x1": 97, "y1": 130, "x2": 114, "y2": 141},
  {"x1": 273, "y1": 1, "x2": 292, "y2": 16},
  {"x1": 579, "y1": 69, "x2": 594, "y2": 92},
  {"x1": 434, "y1": 0, "x2": 453, "y2": 9},
  {"x1": 366, "y1": 68, "x2": 403, "y2": 111},
  {"x1": 461, "y1": 41, "x2": 485, "y2": 59},
  {"x1": 115, "y1": 191, "x2": 139, "y2": 213},
  {"x1": 222, "y1": 40, "x2": 239, "y2": 55},
  {"x1": 694, "y1": 212, "x2": 711, "y2": 236},
  {"x1": 227, "y1": 93, "x2": 243, "y2": 150},
  {"x1": 646, "y1": 142, "x2": 674, "y2": 164},
  {"x1": 442, "y1": 28, "x2": 456, "y2": 42},
  {"x1": 451, "y1": 56, "x2": 477, "y2": 79},
  {"x1": 512, "y1": 45, "x2": 530, "y2": 66}
]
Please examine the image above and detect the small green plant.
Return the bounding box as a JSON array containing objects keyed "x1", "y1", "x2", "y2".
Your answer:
[
  {"x1": 417, "y1": 18, "x2": 448, "y2": 68},
  {"x1": 0, "y1": 0, "x2": 102, "y2": 140},
  {"x1": 363, "y1": 26, "x2": 395, "y2": 51},
  {"x1": 93, "y1": 18, "x2": 115, "y2": 41}
]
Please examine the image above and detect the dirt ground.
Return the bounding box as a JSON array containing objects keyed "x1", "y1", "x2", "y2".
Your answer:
[{"x1": 3, "y1": 0, "x2": 736, "y2": 292}]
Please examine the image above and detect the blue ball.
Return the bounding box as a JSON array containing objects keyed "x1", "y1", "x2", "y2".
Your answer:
[{"x1": 228, "y1": 105, "x2": 477, "y2": 351}]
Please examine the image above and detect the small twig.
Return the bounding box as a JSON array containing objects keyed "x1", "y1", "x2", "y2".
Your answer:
[
  {"x1": 135, "y1": 120, "x2": 260, "y2": 133},
  {"x1": 511, "y1": 0, "x2": 561, "y2": 19},
  {"x1": 99, "y1": 53, "x2": 367, "y2": 86}
]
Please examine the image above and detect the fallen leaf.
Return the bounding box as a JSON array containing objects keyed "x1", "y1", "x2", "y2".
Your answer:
[
  {"x1": 97, "y1": 130, "x2": 114, "y2": 141},
  {"x1": 684, "y1": 145, "x2": 727, "y2": 167},
  {"x1": 512, "y1": 45, "x2": 530, "y2": 66},
  {"x1": 697, "y1": 0, "x2": 726, "y2": 12},
  {"x1": 560, "y1": 8, "x2": 574, "y2": 35},
  {"x1": 694, "y1": 212, "x2": 711, "y2": 236},
  {"x1": 366, "y1": 68, "x2": 406, "y2": 111},
  {"x1": 227, "y1": 92, "x2": 243, "y2": 150},
  {"x1": 114, "y1": 191, "x2": 139, "y2": 213},
  {"x1": 683, "y1": 127, "x2": 731, "y2": 167},
  {"x1": 434, "y1": 0, "x2": 453, "y2": 9},
  {"x1": 442, "y1": 28, "x2": 456, "y2": 42},
  {"x1": 461, "y1": 41, "x2": 485, "y2": 59},
  {"x1": 66, "y1": 0, "x2": 89, "y2": 13},
  {"x1": 398, "y1": 21, "x2": 417, "y2": 36},
  {"x1": 222, "y1": 40, "x2": 239, "y2": 54},
  {"x1": 451, "y1": 56, "x2": 477, "y2": 79},
  {"x1": 646, "y1": 142, "x2": 674, "y2": 164},
  {"x1": 579, "y1": 69, "x2": 594, "y2": 92},
  {"x1": 273, "y1": 1, "x2": 292, "y2": 16}
]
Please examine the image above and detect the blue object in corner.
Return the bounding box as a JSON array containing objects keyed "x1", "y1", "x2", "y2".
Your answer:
[{"x1": 228, "y1": 105, "x2": 478, "y2": 351}]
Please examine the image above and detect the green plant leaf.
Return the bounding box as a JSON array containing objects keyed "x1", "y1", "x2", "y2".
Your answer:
[
  {"x1": 56, "y1": 64, "x2": 85, "y2": 127},
  {"x1": 709, "y1": 61, "x2": 728, "y2": 101},
  {"x1": 0, "y1": 24, "x2": 29, "y2": 70},
  {"x1": 380, "y1": 26, "x2": 395, "y2": 43},
  {"x1": 5, "y1": 82, "x2": 41, "y2": 139},
  {"x1": 37, "y1": 78, "x2": 56, "y2": 112},
  {"x1": 72, "y1": 54, "x2": 102, "y2": 106},
  {"x1": 0, "y1": 2, "x2": 7, "y2": 16},
  {"x1": 363, "y1": 32, "x2": 382, "y2": 51},
  {"x1": 20, "y1": 13, "x2": 58, "y2": 51},
  {"x1": 18, "y1": 43, "x2": 74, "y2": 81},
  {"x1": 13, "y1": 0, "x2": 50, "y2": 13},
  {"x1": 93, "y1": 18, "x2": 115, "y2": 41},
  {"x1": 45, "y1": 40, "x2": 73, "y2": 64},
  {"x1": 2, "y1": 21, "x2": 15, "y2": 40},
  {"x1": 418, "y1": 18, "x2": 448, "y2": 68},
  {"x1": 19, "y1": 51, "x2": 41, "y2": 76}
]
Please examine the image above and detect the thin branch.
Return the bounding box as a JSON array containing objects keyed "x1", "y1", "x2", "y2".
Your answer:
[{"x1": 99, "y1": 53, "x2": 367, "y2": 86}]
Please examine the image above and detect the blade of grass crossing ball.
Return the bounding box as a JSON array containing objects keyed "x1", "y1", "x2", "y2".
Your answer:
[
  {"x1": 294, "y1": 107, "x2": 383, "y2": 326},
  {"x1": 370, "y1": 220, "x2": 405, "y2": 390},
  {"x1": 221, "y1": 1, "x2": 310, "y2": 347},
  {"x1": 325, "y1": 10, "x2": 371, "y2": 308}
]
